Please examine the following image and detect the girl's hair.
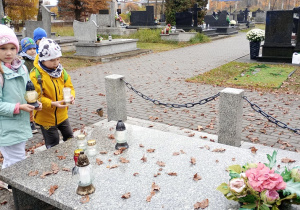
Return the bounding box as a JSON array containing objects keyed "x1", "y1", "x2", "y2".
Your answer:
[{"x1": 0, "y1": 64, "x2": 3, "y2": 74}]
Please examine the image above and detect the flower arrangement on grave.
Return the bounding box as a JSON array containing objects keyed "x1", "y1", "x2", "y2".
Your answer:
[
  {"x1": 217, "y1": 151, "x2": 300, "y2": 210},
  {"x1": 229, "y1": 20, "x2": 236, "y2": 26},
  {"x1": 161, "y1": 24, "x2": 171, "y2": 34},
  {"x1": 246, "y1": 29, "x2": 265, "y2": 42},
  {"x1": 115, "y1": 14, "x2": 123, "y2": 23},
  {"x1": 97, "y1": 34, "x2": 103, "y2": 42}
]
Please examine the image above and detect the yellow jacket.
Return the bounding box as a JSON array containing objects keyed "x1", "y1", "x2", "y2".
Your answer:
[{"x1": 30, "y1": 56, "x2": 75, "y2": 127}]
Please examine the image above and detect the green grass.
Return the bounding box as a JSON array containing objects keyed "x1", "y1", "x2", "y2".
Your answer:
[
  {"x1": 52, "y1": 26, "x2": 74, "y2": 36},
  {"x1": 187, "y1": 62, "x2": 300, "y2": 94}
]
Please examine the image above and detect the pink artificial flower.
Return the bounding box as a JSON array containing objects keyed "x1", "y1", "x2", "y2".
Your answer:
[
  {"x1": 261, "y1": 190, "x2": 279, "y2": 204},
  {"x1": 245, "y1": 163, "x2": 286, "y2": 192},
  {"x1": 229, "y1": 178, "x2": 246, "y2": 193}
]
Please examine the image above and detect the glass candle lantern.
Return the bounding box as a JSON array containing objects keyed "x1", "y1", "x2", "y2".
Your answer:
[
  {"x1": 63, "y1": 87, "x2": 71, "y2": 105},
  {"x1": 24, "y1": 81, "x2": 39, "y2": 108},
  {"x1": 76, "y1": 151, "x2": 95, "y2": 195},
  {"x1": 77, "y1": 134, "x2": 87, "y2": 150},
  {"x1": 86, "y1": 140, "x2": 97, "y2": 157},
  {"x1": 115, "y1": 120, "x2": 129, "y2": 150}
]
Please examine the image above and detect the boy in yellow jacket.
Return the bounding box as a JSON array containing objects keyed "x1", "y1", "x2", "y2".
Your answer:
[{"x1": 30, "y1": 38, "x2": 75, "y2": 149}]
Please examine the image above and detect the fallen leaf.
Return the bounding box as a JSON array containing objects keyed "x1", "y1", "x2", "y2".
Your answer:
[
  {"x1": 49, "y1": 185, "x2": 58, "y2": 196},
  {"x1": 193, "y1": 173, "x2": 202, "y2": 181},
  {"x1": 250, "y1": 147, "x2": 258, "y2": 154},
  {"x1": 51, "y1": 163, "x2": 59, "y2": 174},
  {"x1": 180, "y1": 150, "x2": 186, "y2": 154},
  {"x1": 40, "y1": 171, "x2": 53, "y2": 179},
  {"x1": 141, "y1": 155, "x2": 147, "y2": 162},
  {"x1": 114, "y1": 149, "x2": 125, "y2": 155},
  {"x1": 109, "y1": 164, "x2": 119, "y2": 169},
  {"x1": 62, "y1": 168, "x2": 70, "y2": 172},
  {"x1": 156, "y1": 161, "x2": 165, "y2": 167},
  {"x1": 139, "y1": 144, "x2": 144, "y2": 148},
  {"x1": 167, "y1": 172, "x2": 177, "y2": 176},
  {"x1": 120, "y1": 157, "x2": 130, "y2": 163},
  {"x1": 146, "y1": 191, "x2": 155, "y2": 202},
  {"x1": 188, "y1": 133, "x2": 195, "y2": 137},
  {"x1": 194, "y1": 199, "x2": 209, "y2": 209},
  {"x1": 28, "y1": 170, "x2": 39, "y2": 177},
  {"x1": 190, "y1": 157, "x2": 196, "y2": 165},
  {"x1": 0, "y1": 201, "x2": 7, "y2": 205},
  {"x1": 57, "y1": 155, "x2": 66, "y2": 160},
  {"x1": 108, "y1": 134, "x2": 115, "y2": 139},
  {"x1": 133, "y1": 172, "x2": 139, "y2": 176},
  {"x1": 100, "y1": 151, "x2": 107, "y2": 154},
  {"x1": 151, "y1": 182, "x2": 160, "y2": 192},
  {"x1": 96, "y1": 158, "x2": 104, "y2": 165},
  {"x1": 80, "y1": 195, "x2": 90, "y2": 203},
  {"x1": 281, "y1": 158, "x2": 296, "y2": 163},
  {"x1": 121, "y1": 192, "x2": 131, "y2": 199},
  {"x1": 212, "y1": 148, "x2": 226, "y2": 152},
  {"x1": 154, "y1": 172, "x2": 161, "y2": 177},
  {"x1": 216, "y1": 160, "x2": 219, "y2": 163},
  {"x1": 147, "y1": 148, "x2": 155, "y2": 153},
  {"x1": 204, "y1": 145, "x2": 210, "y2": 150},
  {"x1": 173, "y1": 152, "x2": 180, "y2": 156},
  {"x1": 232, "y1": 158, "x2": 236, "y2": 161}
]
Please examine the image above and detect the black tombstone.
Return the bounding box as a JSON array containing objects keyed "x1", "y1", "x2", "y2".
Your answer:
[
  {"x1": 237, "y1": 10, "x2": 245, "y2": 22},
  {"x1": 117, "y1": 9, "x2": 121, "y2": 15},
  {"x1": 175, "y1": 11, "x2": 193, "y2": 27},
  {"x1": 99, "y1": 10, "x2": 109, "y2": 14},
  {"x1": 130, "y1": 6, "x2": 154, "y2": 26}
]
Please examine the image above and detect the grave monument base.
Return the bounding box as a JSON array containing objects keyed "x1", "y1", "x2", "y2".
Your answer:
[
  {"x1": 215, "y1": 27, "x2": 238, "y2": 35},
  {"x1": 202, "y1": 29, "x2": 218, "y2": 37},
  {"x1": 97, "y1": 27, "x2": 137, "y2": 36},
  {"x1": 74, "y1": 39, "x2": 138, "y2": 57},
  {"x1": 257, "y1": 45, "x2": 294, "y2": 63},
  {"x1": 160, "y1": 32, "x2": 197, "y2": 42}
]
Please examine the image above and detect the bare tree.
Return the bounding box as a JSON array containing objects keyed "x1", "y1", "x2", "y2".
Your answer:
[{"x1": 37, "y1": 0, "x2": 42, "y2": 20}]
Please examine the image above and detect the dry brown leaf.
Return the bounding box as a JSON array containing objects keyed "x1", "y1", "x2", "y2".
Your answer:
[
  {"x1": 57, "y1": 155, "x2": 66, "y2": 160},
  {"x1": 188, "y1": 133, "x2": 195, "y2": 137},
  {"x1": 156, "y1": 161, "x2": 165, "y2": 167},
  {"x1": 109, "y1": 164, "x2": 119, "y2": 169},
  {"x1": 281, "y1": 157, "x2": 296, "y2": 163},
  {"x1": 194, "y1": 199, "x2": 209, "y2": 209},
  {"x1": 146, "y1": 191, "x2": 155, "y2": 202},
  {"x1": 28, "y1": 170, "x2": 39, "y2": 177},
  {"x1": 204, "y1": 145, "x2": 210, "y2": 150},
  {"x1": 139, "y1": 144, "x2": 145, "y2": 148},
  {"x1": 158, "y1": 168, "x2": 163, "y2": 171},
  {"x1": 114, "y1": 149, "x2": 125, "y2": 155},
  {"x1": 40, "y1": 171, "x2": 53, "y2": 179},
  {"x1": 193, "y1": 173, "x2": 202, "y2": 181},
  {"x1": 120, "y1": 157, "x2": 130, "y2": 163},
  {"x1": 100, "y1": 151, "x2": 107, "y2": 154},
  {"x1": 80, "y1": 195, "x2": 90, "y2": 203},
  {"x1": 151, "y1": 182, "x2": 160, "y2": 192},
  {"x1": 51, "y1": 163, "x2": 59, "y2": 174},
  {"x1": 190, "y1": 157, "x2": 196, "y2": 165},
  {"x1": 133, "y1": 172, "x2": 139, "y2": 176},
  {"x1": 121, "y1": 192, "x2": 131, "y2": 199},
  {"x1": 154, "y1": 172, "x2": 161, "y2": 177},
  {"x1": 49, "y1": 185, "x2": 58, "y2": 196},
  {"x1": 108, "y1": 134, "x2": 115, "y2": 139},
  {"x1": 96, "y1": 158, "x2": 104, "y2": 165},
  {"x1": 250, "y1": 147, "x2": 258, "y2": 154},
  {"x1": 0, "y1": 201, "x2": 7, "y2": 205},
  {"x1": 147, "y1": 148, "x2": 155, "y2": 153},
  {"x1": 167, "y1": 172, "x2": 177, "y2": 176},
  {"x1": 62, "y1": 168, "x2": 70, "y2": 172},
  {"x1": 216, "y1": 160, "x2": 219, "y2": 163},
  {"x1": 141, "y1": 155, "x2": 147, "y2": 162},
  {"x1": 173, "y1": 152, "x2": 180, "y2": 156},
  {"x1": 212, "y1": 148, "x2": 226, "y2": 152},
  {"x1": 232, "y1": 158, "x2": 236, "y2": 161},
  {"x1": 180, "y1": 150, "x2": 186, "y2": 154}
]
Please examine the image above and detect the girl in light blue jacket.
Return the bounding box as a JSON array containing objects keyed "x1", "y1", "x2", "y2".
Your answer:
[{"x1": 0, "y1": 25, "x2": 42, "y2": 176}]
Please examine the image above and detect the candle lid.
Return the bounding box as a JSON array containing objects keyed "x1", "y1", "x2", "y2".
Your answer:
[
  {"x1": 87, "y1": 139, "x2": 96, "y2": 146},
  {"x1": 77, "y1": 134, "x2": 85, "y2": 140},
  {"x1": 74, "y1": 149, "x2": 83, "y2": 156}
]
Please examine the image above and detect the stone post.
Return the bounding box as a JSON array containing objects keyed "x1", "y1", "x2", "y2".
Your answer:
[
  {"x1": 105, "y1": 74, "x2": 127, "y2": 122},
  {"x1": 218, "y1": 88, "x2": 244, "y2": 147}
]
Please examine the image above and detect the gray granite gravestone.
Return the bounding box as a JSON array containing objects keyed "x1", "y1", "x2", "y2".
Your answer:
[
  {"x1": 24, "y1": 5, "x2": 51, "y2": 38},
  {"x1": 73, "y1": 19, "x2": 97, "y2": 43}
]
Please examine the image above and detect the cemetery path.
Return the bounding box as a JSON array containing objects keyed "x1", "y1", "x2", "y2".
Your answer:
[{"x1": 21, "y1": 32, "x2": 300, "y2": 153}]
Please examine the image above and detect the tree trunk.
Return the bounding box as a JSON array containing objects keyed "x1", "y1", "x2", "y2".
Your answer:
[{"x1": 37, "y1": 0, "x2": 43, "y2": 21}]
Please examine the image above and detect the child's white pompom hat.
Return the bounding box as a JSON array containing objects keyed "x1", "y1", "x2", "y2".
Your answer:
[
  {"x1": 0, "y1": 25, "x2": 19, "y2": 52},
  {"x1": 38, "y1": 38, "x2": 62, "y2": 62}
]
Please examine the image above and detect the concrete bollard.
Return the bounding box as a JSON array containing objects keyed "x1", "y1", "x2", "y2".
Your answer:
[
  {"x1": 105, "y1": 74, "x2": 127, "y2": 122},
  {"x1": 218, "y1": 88, "x2": 244, "y2": 147}
]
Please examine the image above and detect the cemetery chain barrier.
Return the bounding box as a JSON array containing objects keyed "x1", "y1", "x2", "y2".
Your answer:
[
  {"x1": 122, "y1": 79, "x2": 300, "y2": 135},
  {"x1": 122, "y1": 79, "x2": 220, "y2": 108},
  {"x1": 243, "y1": 96, "x2": 300, "y2": 135}
]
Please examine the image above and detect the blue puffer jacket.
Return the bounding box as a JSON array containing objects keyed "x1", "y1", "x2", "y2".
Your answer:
[{"x1": 0, "y1": 61, "x2": 32, "y2": 146}]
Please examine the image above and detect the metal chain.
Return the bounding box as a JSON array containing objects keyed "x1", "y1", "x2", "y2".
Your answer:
[
  {"x1": 243, "y1": 96, "x2": 300, "y2": 135},
  {"x1": 122, "y1": 79, "x2": 220, "y2": 108}
]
